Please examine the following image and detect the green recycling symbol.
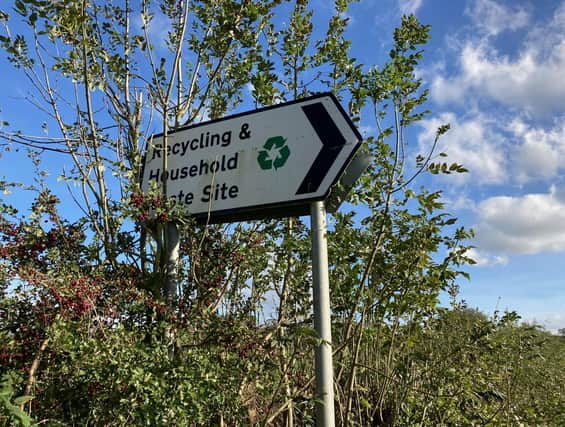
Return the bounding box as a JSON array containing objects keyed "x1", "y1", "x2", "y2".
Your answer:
[{"x1": 257, "y1": 136, "x2": 291, "y2": 170}]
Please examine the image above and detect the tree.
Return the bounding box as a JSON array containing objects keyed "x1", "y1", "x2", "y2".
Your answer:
[{"x1": 5, "y1": 1, "x2": 550, "y2": 425}]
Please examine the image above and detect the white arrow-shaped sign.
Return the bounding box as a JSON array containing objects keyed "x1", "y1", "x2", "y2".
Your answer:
[{"x1": 141, "y1": 93, "x2": 362, "y2": 222}]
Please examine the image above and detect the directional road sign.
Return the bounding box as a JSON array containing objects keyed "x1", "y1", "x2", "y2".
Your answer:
[{"x1": 141, "y1": 93, "x2": 363, "y2": 222}]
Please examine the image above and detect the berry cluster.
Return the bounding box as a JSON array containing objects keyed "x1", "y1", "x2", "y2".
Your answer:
[
  {"x1": 145, "y1": 296, "x2": 169, "y2": 317},
  {"x1": 0, "y1": 221, "x2": 84, "y2": 267},
  {"x1": 51, "y1": 277, "x2": 101, "y2": 320},
  {"x1": 129, "y1": 192, "x2": 171, "y2": 222}
]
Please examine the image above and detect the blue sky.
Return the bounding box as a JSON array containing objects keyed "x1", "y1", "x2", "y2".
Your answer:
[
  {"x1": 1, "y1": 0, "x2": 564, "y2": 332},
  {"x1": 371, "y1": 0, "x2": 565, "y2": 332}
]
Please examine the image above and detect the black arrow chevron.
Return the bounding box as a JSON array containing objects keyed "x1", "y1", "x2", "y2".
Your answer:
[{"x1": 296, "y1": 102, "x2": 346, "y2": 195}]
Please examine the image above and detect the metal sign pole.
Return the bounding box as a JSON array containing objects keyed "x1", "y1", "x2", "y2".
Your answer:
[
  {"x1": 165, "y1": 222, "x2": 179, "y2": 302},
  {"x1": 310, "y1": 200, "x2": 335, "y2": 427}
]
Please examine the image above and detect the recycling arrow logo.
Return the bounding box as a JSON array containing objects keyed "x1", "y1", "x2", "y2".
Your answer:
[{"x1": 257, "y1": 136, "x2": 291, "y2": 170}]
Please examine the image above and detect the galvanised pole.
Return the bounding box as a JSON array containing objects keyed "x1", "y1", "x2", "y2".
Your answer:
[{"x1": 310, "y1": 200, "x2": 335, "y2": 427}]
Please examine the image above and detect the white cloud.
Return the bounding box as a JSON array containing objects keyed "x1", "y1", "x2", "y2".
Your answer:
[
  {"x1": 510, "y1": 119, "x2": 565, "y2": 183},
  {"x1": 465, "y1": 0, "x2": 530, "y2": 37},
  {"x1": 432, "y1": 2, "x2": 565, "y2": 116},
  {"x1": 447, "y1": 194, "x2": 477, "y2": 212},
  {"x1": 418, "y1": 112, "x2": 507, "y2": 185},
  {"x1": 399, "y1": 0, "x2": 423, "y2": 15},
  {"x1": 474, "y1": 187, "x2": 565, "y2": 255},
  {"x1": 432, "y1": 41, "x2": 565, "y2": 116},
  {"x1": 524, "y1": 312, "x2": 565, "y2": 335},
  {"x1": 466, "y1": 247, "x2": 508, "y2": 267},
  {"x1": 525, "y1": 1, "x2": 565, "y2": 58}
]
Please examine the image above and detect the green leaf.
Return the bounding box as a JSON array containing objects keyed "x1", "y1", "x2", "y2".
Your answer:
[
  {"x1": 13, "y1": 395, "x2": 33, "y2": 406},
  {"x1": 14, "y1": 0, "x2": 26, "y2": 16}
]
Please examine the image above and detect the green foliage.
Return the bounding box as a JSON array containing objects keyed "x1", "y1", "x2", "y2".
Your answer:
[
  {"x1": 0, "y1": 372, "x2": 33, "y2": 427},
  {"x1": 38, "y1": 319, "x2": 251, "y2": 425},
  {"x1": 394, "y1": 307, "x2": 565, "y2": 426}
]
